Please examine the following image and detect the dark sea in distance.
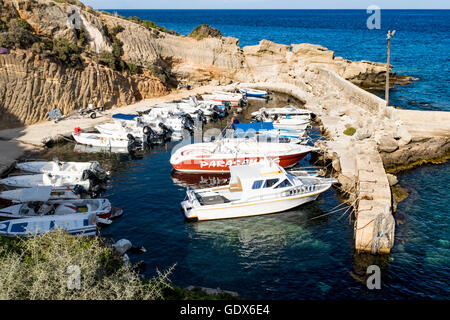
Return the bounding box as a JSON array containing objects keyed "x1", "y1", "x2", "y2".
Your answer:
[{"x1": 67, "y1": 9, "x2": 449, "y2": 299}]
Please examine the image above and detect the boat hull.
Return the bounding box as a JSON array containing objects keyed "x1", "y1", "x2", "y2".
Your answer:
[
  {"x1": 182, "y1": 193, "x2": 320, "y2": 221},
  {"x1": 171, "y1": 152, "x2": 309, "y2": 173}
]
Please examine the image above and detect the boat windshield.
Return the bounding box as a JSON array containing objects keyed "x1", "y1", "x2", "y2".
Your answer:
[
  {"x1": 274, "y1": 179, "x2": 292, "y2": 189},
  {"x1": 263, "y1": 179, "x2": 279, "y2": 188}
]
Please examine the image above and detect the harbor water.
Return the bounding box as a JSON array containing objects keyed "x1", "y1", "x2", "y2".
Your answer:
[{"x1": 32, "y1": 93, "x2": 449, "y2": 299}]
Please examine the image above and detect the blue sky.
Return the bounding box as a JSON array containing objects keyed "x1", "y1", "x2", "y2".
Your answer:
[{"x1": 83, "y1": 0, "x2": 450, "y2": 9}]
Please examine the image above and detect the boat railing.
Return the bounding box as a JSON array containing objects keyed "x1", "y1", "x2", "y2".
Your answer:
[{"x1": 244, "y1": 182, "x2": 331, "y2": 202}]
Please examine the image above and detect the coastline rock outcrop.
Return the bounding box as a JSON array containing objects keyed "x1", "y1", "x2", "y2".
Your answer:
[{"x1": 0, "y1": 0, "x2": 412, "y2": 127}]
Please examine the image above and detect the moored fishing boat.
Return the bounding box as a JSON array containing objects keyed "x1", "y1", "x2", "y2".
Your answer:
[
  {"x1": 72, "y1": 130, "x2": 143, "y2": 150},
  {"x1": 16, "y1": 160, "x2": 105, "y2": 175},
  {"x1": 239, "y1": 87, "x2": 269, "y2": 98},
  {"x1": 170, "y1": 138, "x2": 319, "y2": 173},
  {"x1": 201, "y1": 92, "x2": 244, "y2": 107},
  {"x1": 180, "y1": 161, "x2": 336, "y2": 221},
  {"x1": 0, "y1": 213, "x2": 102, "y2": 237},
  {"x1": 0, "y1": 186, "x2": 86, "y2": 206},
  {"x1": 0, "y1": 172, "x2": 92, "y2": 189}
]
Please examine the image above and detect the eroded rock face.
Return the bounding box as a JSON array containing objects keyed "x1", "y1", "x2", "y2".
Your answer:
[
  {"x1": 0, "y1": 51, "x2": 168, "y2": 129},
  {"x1": 0, "y1": 0, "x2": 410, "y2": 127}
]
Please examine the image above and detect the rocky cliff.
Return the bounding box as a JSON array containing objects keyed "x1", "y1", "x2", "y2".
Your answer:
[
  {"x1": 0, "y1": 0, "x2": 410, "y2": 128},
  {"x1": 0, "y1": 51, "x2": 167, "y2": 128}
]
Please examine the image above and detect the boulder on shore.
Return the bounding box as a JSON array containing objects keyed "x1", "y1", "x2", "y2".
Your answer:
[{"x1": 189, "y1": 24, "x2": 223, "y2": 40}]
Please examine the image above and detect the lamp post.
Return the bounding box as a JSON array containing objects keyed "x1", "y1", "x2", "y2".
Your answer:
[{"x1": 385, "y1": 30, "x2": 396, "y2": 107}]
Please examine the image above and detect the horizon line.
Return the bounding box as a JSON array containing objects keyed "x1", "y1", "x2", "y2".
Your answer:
[{"x1": 98, "y1": 8, "x2": 450, "y2": 10}]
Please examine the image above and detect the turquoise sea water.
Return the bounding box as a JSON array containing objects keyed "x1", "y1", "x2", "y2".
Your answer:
[
  {"x1": 93, "y1": 9, "x2": 449, "y2": 299},
  {"x1": 108, "y1": 9, "x2": 450, "y2": 112}
]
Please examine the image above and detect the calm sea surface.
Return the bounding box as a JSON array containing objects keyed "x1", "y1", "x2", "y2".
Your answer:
[{"x1": 30, "y1": 10, "x2": 450, "y2": 299}]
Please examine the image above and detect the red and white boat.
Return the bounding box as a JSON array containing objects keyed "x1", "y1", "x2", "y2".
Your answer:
[
  {"x1": 201, "y1": 92, "x2": 244, "y2": 107},
  {"x1": 170, "y1": 138, "x2": 319, "y2": 173}
]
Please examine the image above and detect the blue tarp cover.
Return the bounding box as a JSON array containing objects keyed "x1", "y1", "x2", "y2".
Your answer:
[
  {"x1": 112, "y1": 113, "x2": 138, "y2": 120},
  {"x1": 233, "y1": 122, "x2": 274, "y2": 131}
]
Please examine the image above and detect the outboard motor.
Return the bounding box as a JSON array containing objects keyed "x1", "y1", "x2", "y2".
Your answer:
[
  {"x1": 181, "y1": 117, "x2": 194, "y2": 135},
  {"x1": 81, "y1": 169, "x2": 104, "y2": 189},
  {"x1": 145, "y1": 126, "x2": 164, "y2": 146},
  {"x1": 73, "y1": 184, "x2": 89, "y2": 197},
  {"x1": 195, "y1": 110, "x2": 207, "y2": 125},
  {"x1": 127, "y1": 133, "x2": 143, "y2": 151},
  {"x1": 158, "y1": 123, "x2": 173, "y2": 142}
]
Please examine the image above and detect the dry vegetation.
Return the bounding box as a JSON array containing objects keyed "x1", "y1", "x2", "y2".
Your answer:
[{"x1": 0, "y1": 230, "x2": 173, "y2": 300}]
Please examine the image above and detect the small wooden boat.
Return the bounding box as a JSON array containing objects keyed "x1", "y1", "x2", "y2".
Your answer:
[
  {"x1": 180, "y1": 161, "x2": 336, "y2": 221},
  {"x1": 0, "y1": 213, "x2": 102, "y2": 237}
]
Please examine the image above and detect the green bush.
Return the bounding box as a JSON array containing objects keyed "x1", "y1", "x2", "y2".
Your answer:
[
  {"x1": 127, "y1": 62, "x2": 141, "y2": 74},
  {"x1": 0, "y1": 19, "x2": 39, "y2": 49},
  {"x1": 343, "y1": 127, "x2": 356, "y2": 136},
  {"x1": 147, "y1": 63, "x2": 170, "y2": 83},
  {"x1": 0, "y1": 20, "x2": 7, "y2": 32},
  {"x1": 0, "y1": 230, "x2": 173, "y2": 300},
  {"x1": 75, "y1": 27, "x2": 88, "y2": 48},
  {"x1": 189, "y1": 24, "x2": 222, "y2": 40},
  {"x1": 98, "y1": 50, "x2": 117, "y2": 69},
  {"x1": 110, "y1": 25, "x2": 124, "y2": 36},
  {"x1": 52, "y1": 37, "x2": 82, "y2": 68}
]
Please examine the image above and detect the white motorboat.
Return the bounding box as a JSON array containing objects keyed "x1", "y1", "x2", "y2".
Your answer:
[
  {"x1": 72, "y1": 131, "x2": 142, "y2": 149},
  {"x1": 73, "y1": 144, "x2": 130, "y2": 154},
  {"x1": 272, "y1": 117, "x2": 310, "y2": 130},
  {"x1": 0, "y1": 172, "x2": 91, "y2": 189},
  {"x1": 170, "y1": 138, "x2": 319, "y2": 173},
  {"x1": 251, "y1": 106, "x2": 313, "y2": 119},
  {"x1": 0, "y1": 186, "x2": 83, "y2": 206},
  {"x1": 0, "y1": 213, "x2": 101, "y2": 237},
  {"x1": 239, "y1": 87, "x2": 269, "y2": 98},
  {"x1": 180, "y1": 160, "x2": 336, "y2": 221},
  {"x1": 16, "y1": 160, "x2": 104, "y2": 175},
  {"x1": 0, "y1": 198, "x2": 122, "y2": 220},
  {"x1": 201, "y1": 92, "x2": 244, "y2": 107}
]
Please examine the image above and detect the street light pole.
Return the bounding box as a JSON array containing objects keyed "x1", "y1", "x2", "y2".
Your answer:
[{"x1": 385, "y1": 30, "x2": 396, "y2": 107}]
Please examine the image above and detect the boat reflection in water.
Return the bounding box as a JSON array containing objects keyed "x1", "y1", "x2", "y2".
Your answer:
[
  {"x1": 171, "y1": 170, "x2": 230, "y2": 188},
  {"x1": 183, "y1": 203, "x2": 333, "y2": 276}
]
